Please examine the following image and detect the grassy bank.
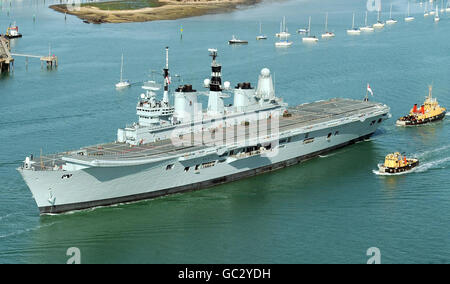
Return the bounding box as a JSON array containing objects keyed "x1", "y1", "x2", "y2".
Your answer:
[
  {"x1": 50, "y1": 0, "x2": 262, "y2": 24},
  {"x1": 81, "y1": 0, "x2": 163, "y2": 11}
]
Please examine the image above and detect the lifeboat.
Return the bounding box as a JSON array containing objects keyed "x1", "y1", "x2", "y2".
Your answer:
[
  {"x1": 378, "y1": 152, "x2": 419, "y2": 174},
  {"x1": 396, "y1": 86, "x2": 446, "y2": 126}
]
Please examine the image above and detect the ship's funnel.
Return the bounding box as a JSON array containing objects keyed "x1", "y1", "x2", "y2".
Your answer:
[
  {"x1": 421, "y1": 105, "x2": 425, "y2": 114},
  {"x1": 413, "y1": 104, "x2": 418, "y2": 113},
  {"x1": 256, "y1": 68, "x2": 275, "y2": 101}
]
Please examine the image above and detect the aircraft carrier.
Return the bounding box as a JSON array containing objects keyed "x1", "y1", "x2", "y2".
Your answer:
[{"x1": 18, "y1": 48, "x2": 391, "y2": 214}]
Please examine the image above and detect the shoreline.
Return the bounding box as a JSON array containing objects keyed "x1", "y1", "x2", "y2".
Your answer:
[{"x1": 50, "y1": 0, "x2": 262, "y2": 24}]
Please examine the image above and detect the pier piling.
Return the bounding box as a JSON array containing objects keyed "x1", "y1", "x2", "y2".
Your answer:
[{"x1": 0, "y1": 36, "x2": 14, "y2": 74}]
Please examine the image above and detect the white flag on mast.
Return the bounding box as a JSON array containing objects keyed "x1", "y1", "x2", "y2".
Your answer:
[{"x1": 367, "y1": 84, "x2": 374, "y2": 96}]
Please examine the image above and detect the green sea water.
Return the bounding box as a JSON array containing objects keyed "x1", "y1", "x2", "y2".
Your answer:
[{"x1": 0, "y1": 0, "x2": 449, "y2": 264}]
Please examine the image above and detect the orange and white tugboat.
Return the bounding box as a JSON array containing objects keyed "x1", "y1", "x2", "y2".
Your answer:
[
  {"x1": 5, "y1": 23, "x2": 22, "y2": 39},
  {"x1": 396, "y1": 86, "x2": 446, "y2": 126},
  {"x1": 378, "y1": 152, "x2": 419, "y2": 174}
]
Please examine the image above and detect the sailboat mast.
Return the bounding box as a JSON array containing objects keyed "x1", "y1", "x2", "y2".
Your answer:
[
  {"x1": 390, "y1": 4, "x2": 392, "y2": 18},
  {"x1": 352, "y1": 12, "x2": 355, "y2": 29},
  {"x1": 365, "y1": 11, "x2": 368, "y2": 26},
  {"x1": 120, "y1": 53, "x2": 124, "y2": 82},
  {"x1": 308, "y1": 16, "x2": 311, "y2": 36},
  {"x1": 325, "y1": 12, "x2": 328, "y2": 32}
]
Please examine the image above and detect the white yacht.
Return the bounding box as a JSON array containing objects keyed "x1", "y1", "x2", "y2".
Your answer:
[
  {"x1": 447, "y1": 1, "x2": 450, "y2": 12},
  {"x1": 276, "y1": 17, "x2": 291, "y2": 38},
  {"x1": 347, "y1": 12, "x2": 361, "y2": 35},
  {"x1": 360, "y1": 11, "x2": 375, "y2": 32},
  {"x1": 303, "y1": 17, "x2": 319, "y2": 43},
  {"x1": 435, "y1": 5, "x2": 440, "y2": 21},
  {"x1": 115, "y1": 53, "x2": 131, "y2": 89},
  {"x1": 321, "y1": 12, "x2": 335, "y2": 38},
  {"x1": 405, "y1": 2, "x2": 415, "y2": 21},
  {"x1": 256, "y1": 22, "x2": 267, "y2": 40},
  {"x1": 373, "y1": 7, "x2": 385, "y2": 29},
  {"x1": 386, "y1": 4, "x2": 398, "y2": 24},
  {"x1": 424, "y1": 2, "x2": 430, "y2": 17}
]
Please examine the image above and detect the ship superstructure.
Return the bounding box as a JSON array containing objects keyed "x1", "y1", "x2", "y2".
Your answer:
[{"x1": 18, "y1": 48, "x2": 391, "y2": 214}]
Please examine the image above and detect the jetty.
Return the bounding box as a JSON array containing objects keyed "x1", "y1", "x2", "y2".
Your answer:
[
  {"x1": 11, "y1": 53, "x2": 58, "y2": 69},
  {"x1": 0, "y1": 36, "x2": 14, "y2": 74},
  {"x1": 1, "y1": 36, "x2": 58, "y2": 73}
]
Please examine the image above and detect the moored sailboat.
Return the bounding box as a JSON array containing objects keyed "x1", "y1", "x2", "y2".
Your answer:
[
  {"x1": 373, "y1": 6, "x2": 385, "y2": 28},
  {"x1": 115, "y1": 53, "x2": 131, "y2": 89},
  {"x1": 321, "y1": 12, "x2": 335, "y2": 38},
  {"x1": 303, "y1": 16, "x2": 319, "y2": 43},
  {"x1": 360, "y1": 11, "x2": 375, "y2": 32},
  {"x1": 386, "y1": 4, "x2": 398, "y2": 24},
  {"x1": 256, "y1": 22, "x2": 267, "y2": 40},
  {"x1": 405, "y1": 1, "x2": 415, "y2": 21},
  {"x1": 347, "y1": 12, "x2": 361, "y2": 35}
]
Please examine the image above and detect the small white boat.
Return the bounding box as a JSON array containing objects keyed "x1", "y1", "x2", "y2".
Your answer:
[
  {"x1": 321, "y1": 12, "x2": 335, "y2": 38},
  {"x1": 386, "y1": 4, "x2": 398, "y2": 24},
  {"x1": 347, "y1": 12, "x2": 361, "y2": 35},
  {"x1": 373, "y1": 7, "x2": 385, "y2": 29},
  {"x1": 303, "y1": 16, "x2": 319, "y2": 43},
  {"x1": 405, "y1": 2, "x2": 415, "y2": 22},
  {"x1": 360, "y1": 11, "x2": 375, "y2": 32},
  {"x1": 435, "y1": 5, "x2": 440, "y2": 22},
  {"x1": 447, "y1": 1, "x2": 450, "y2": 12},
  {"x1": 142, "y1": 80, "x2": 161, "y2": 91},
  {"x1": 116, "y1": 53, "x2": 131, "y2": 89},
  {"x1": 229, "y1": 35, "x2": 248, "y2": 45},
  {"x1": 275, "y1": 40, "x2": 293, "y2": 47},
  {"x1": 440, "y1": 0, "x2": 445, "y2": 12},
  {"x1": 256, "y1": 22, "x2": 267, "y2": 40}
]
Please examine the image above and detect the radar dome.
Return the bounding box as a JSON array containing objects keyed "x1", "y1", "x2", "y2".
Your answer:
[
  {"x1": 261, "y1": 68, "x2": 271, "y2": 77},
  {"x1": 140, "y1": 93, "x2": 146, "y2": 99},
  {"x1": 224, "y1": 81, "x2": 231, "y2": 90},
  {"x1": 204, "y1": 79, "x2": 211, "y2": 87}
]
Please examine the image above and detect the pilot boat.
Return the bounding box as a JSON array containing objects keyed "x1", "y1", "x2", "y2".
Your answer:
[
  {"x1": 396, "y1": 86, "x2": 446, "y2": 126},
  {"x1": 5, "y1": 23, "x2": 22, "y2": 39},
  {"x1": 378, "y1": 152, "x2": 419, "y2": 174}
]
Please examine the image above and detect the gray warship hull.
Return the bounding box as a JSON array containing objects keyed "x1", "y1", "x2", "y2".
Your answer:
[{"x1": 19, "y1": 99, "x2": 390, "y2": 214}]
